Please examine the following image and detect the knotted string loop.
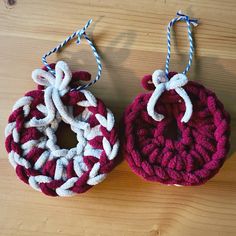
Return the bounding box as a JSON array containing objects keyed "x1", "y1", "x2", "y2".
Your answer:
[
  {"x1": 42, "y1": 19, "x2": 102, "y2": 91},
  {"x1": 147, "y1": 11, "x2": 198, "y2": 123}
]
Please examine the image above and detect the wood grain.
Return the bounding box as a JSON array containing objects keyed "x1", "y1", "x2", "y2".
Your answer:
[{"x1": 0, "y1": 0, "x2": 236, "y2": 235}]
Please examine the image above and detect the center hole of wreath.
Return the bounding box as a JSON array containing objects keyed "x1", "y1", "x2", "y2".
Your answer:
[
  {"x1": 163, "y1": 119, "x2": 180, "y2": 140},
  {"x1": 55, "y1": 121, "x2": 78, "y2": 149}
]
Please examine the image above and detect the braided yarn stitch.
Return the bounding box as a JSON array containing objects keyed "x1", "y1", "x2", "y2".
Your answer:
[
  {"x1": 123, "y1": 72, "x2": 230, "y2": 185},
  {"x1": 5, "y1": 61, "x2": 119, "y2": 196}
]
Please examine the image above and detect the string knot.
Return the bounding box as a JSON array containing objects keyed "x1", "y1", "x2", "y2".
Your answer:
[
  {"x1": 147, "y1": 70, "x2": 193, "y2": 123},
  {"x1": 32, "y1": 61, "x2": 72, "y2": 95},
  {"x1": 176, "y1": 11, "x2": 198, "y2": 26},
  {"x1": 30, "y1": 61, "x2": 82, "y2": 128},
  {"x1": 76, "y1": 19, "x2": 93, "y2": 44}
]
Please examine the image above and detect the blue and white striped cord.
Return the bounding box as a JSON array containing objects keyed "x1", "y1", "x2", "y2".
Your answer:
[
  {"x1": 42, "y1": 19, "x2": 102, "y2": 90},
  {"x1": 165, "y1": 11, "x2": 198, "y2": 78}
]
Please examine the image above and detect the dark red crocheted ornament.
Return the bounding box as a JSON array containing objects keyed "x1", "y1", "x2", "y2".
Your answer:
[
  {"x1": 123, "y1": 12, "x2": 230, "y2": 186},
  {"x1": 124, "y1": 72, "x2": 230, "y2": 185}
]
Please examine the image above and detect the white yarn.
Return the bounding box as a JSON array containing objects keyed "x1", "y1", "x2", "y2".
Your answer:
[
  {"x1": 29, "y1": 175, "x2": 52, "y2": 191},
  {"x1": 13, "y1": 96, "x2": 33, "y2": 111},
  {"x1": 23, "y1": 104, "x2": 31, "y2": 117},
  {"x1": 13, "y1": 152, "x2": 31, "y2": 169},
  {"x1": 79, "y1": 90, "x2": 97, "y2": 107},
  {"x1": 147, "y1": 70, "x2": 193, "y2": 123},
  {"x1": 83, "y1": 125, "x2": 102, "y2": 140},
  {"x1": 95, "y1": 109, "x2": 115, "y2": 132},
  {"x1": 54, "y1": 159, "x2": 64, "y2": 180},
  {"x1": 9, "y1": 151, "x2": 17, "y2": 168},
  {"x1": 34, "y1": 151, "x2": 50, "y2": 170},
  {"x1": 55, "y1": 177, "x2": 78, "y2": 196},
  {"x1": 12, "y1": 128, "x2": 20, "y2": 143},
  {"x1": 87, "y1": 174, "x2": 107, "y2": 185},
  {"x1": 6, "y1": 61, "x2": 119, "y2": 196},
  {"x1": 5, "y1": 122, "x2": 16, "y2": 137}
]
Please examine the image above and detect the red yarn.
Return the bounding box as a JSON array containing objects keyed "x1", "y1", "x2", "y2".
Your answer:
[{"x1": 123, "y1": 73, "x2": 230, "y2": 185}]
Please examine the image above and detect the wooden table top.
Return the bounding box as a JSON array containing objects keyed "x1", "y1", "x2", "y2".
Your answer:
[{"x1": 0, "y1": 0, "x2": 236, "y2": 235}]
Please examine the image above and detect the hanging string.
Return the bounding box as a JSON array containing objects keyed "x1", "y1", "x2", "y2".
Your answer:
[
  {"x1": 165, "y1": 11, "x2": 198, "y2": 78},
  {"x1": 147, "y1": 11, "x2": 198, "y2": 123},
  {"x1": 42, "y1": 19, "x2": 102, "y2": 90}
]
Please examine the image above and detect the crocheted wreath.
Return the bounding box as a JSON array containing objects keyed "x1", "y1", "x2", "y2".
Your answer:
[
  {"x1": 124, "y1": 71, "x2": 230, "y2": 186},
  {"x1": 5, "y1": 61, "x2": 119, "y2": 196}
]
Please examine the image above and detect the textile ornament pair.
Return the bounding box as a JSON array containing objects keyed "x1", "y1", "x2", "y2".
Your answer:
[
  {"x1": 123, "y1": 11, "x2": 230, "y2": 186},
  {"x1": 5, "y1": 19, "x2": 119, "y2": 196}
]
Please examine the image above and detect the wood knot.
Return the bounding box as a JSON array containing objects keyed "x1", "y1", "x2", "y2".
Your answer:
[{"x1": 4, "y1": 0, "x2": 16, "y2": 8}]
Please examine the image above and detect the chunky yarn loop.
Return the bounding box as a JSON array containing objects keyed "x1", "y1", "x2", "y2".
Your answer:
[
  {"x1": 5, "y1": 61, "x2": 119, "y2": 196},
  {"x1": 123, "y1": 73, "x2": 230, "y2": 186},
  {"x1": 147, "y1": 70, "x2": 192, "y2": 123}
]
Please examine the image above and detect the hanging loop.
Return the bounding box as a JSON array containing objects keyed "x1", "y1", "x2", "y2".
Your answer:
[
  {"x1": 147, "y1": 11, "x2": 198, "y2": 123},
  {"x1": 165, "y1": 11, "x2": 198, "y2": 78},
  {"x1": 42, "y1": 19, "x2": 102, "y2": 90}
]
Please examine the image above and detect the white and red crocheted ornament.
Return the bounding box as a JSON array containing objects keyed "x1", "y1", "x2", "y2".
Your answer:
[{"x1": 5, "y1": 20, "x2": 119, "y2": 196}]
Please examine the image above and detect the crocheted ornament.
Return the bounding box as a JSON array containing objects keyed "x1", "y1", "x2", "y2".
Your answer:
[
  {"x1": 5, "y1": 20, "x2": 119, "y2": 196},
  {"x1": 123, "y1": 12, "x2": 230, "y2": 186}
]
